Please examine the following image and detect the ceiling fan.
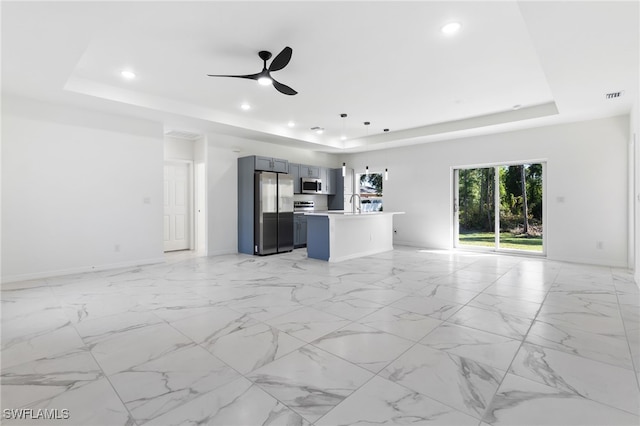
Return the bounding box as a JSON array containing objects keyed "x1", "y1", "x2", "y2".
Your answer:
[{"x1": 208, "y1": 46, "x2": 297, "y2": 96}]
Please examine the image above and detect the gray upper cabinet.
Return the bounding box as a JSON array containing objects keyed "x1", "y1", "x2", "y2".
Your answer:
[
  {"x1": 290, "y1": 163, "x2": 301, "y2": 193},
  {"x1": 319, "y1": 167, "x2": 328, "y2": 194},
  {"x1": 328, "y1": 168, "x2": 344, "y2": 210},
  {"x1": 299, "y1": 165, "x2": 320, "y2": 178},
  {"x1": 320, "y1": 167, "x2": 337, "y2": 195},
  {"x1": 328, "y1": 168, "x2": 337, "y2": 194},
  {"x1": 255, "y1": 156, "x2": 289, "y2": 173},
  {"x1": 250, "y1": 157, "x2": 338, "y2": 196},
  {"x1": 319, "y1": 168, "x2": 327, "y2": 193}
]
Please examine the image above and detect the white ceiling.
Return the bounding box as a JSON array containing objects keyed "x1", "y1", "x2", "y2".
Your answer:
[{"x1": 2, "y1": 1, "x2": 638, "y2": 153}]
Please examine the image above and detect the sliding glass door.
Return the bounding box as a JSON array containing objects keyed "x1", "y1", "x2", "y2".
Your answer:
[
  {"x1": 455, "y1": 167, "x2": 496, "y2": 249},
  {"x1": 454, "y1": 163, "x2": 544, "y2": 254}
]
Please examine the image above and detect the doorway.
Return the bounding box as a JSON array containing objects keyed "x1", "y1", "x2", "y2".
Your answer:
[
  {"x1": 453, "y1": 162, "x2": 545, "y2": 254},
  {"x1": 164, "y1": 161, "x2": 192, "y2": 252}
]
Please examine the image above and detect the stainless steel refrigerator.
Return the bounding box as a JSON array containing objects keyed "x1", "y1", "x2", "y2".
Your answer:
[{"x1": 254, "y1": 172, "x2": 294, "y2": 255}]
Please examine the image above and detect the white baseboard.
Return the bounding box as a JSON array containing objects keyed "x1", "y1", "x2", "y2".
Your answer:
[
  {"x1": 393, "y1": 240, "x2": 450, "y2": 250},
  {"x1": 1, "y1": 257, "x2": 166, "y2": 284},
  {"x1": 395, "y1": 241, "x2": 629, "y2": 269},
  {"x1": 548, "y1": 254, "x2": 628, "y2": 269},
  {"x1": 208, "y1": 248, "x2": 238, "y2": 256}
]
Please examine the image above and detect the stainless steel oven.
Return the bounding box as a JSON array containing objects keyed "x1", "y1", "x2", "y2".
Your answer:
[
  {"x1": 294, "y1": 200, "x2": 315, "y2": 212},
  {"x1": 301, "y1": 178, "x2": 322, "y2": 194}
]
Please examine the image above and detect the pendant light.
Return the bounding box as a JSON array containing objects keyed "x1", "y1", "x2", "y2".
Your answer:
[
  {"x1": 341, "y1": 114, "x2": 347, "y2": 177},
  {"x1": 364, "y1": 121, "x2": 370, "y2": 176}
]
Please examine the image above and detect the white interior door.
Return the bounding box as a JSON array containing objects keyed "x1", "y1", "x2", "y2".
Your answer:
[{"x1": 164, "y1": 162, "x2": 191, "y2": 252}]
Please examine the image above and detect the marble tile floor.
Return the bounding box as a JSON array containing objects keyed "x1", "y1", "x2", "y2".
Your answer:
[{"x1": 1, "y1": 246, "x2": 639, "y2": 425}]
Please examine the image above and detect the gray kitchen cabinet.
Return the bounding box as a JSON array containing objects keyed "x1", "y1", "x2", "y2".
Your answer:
[
  {"x1": 318, "y1": 167, "x2": 338, "y2": 195},
  {"x1": 290, "y1": 163, "x2": 301, "y2": 193},
  {"x1": 255, "y1": 156, "x2": 288, "y2": 173},
  {"x1": 319, "y1": 168, "x2": 327, "y2": 194},
  {"x1": 321, "y1": 167, "x2": 337, "y2": 195},
  {"x1": 299, "y1": 217, "x2": 307, "y2": 246},
  {"x1": 294, "y1": 214, "x2": 307, "y2": 247},
  {"x1": 328, "y1": 168, "x2": 345, "y2": 210},
  {"x1": 299, "y1": 165, "x2": 320, "y2": 178}
]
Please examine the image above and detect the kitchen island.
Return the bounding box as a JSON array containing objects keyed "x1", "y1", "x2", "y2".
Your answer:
[{"x1": 305, "y1": 211, "x2": 404, "y2": 262}]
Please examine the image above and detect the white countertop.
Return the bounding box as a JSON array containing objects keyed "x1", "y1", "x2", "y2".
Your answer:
[{"x1": 304, "y1": 210, "x2": 404, "y2": 217}]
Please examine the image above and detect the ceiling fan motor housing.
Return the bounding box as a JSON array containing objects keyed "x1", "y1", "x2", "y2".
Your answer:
[{"x1": 259, "y1": 51, "x2": 272, "y2": 61}]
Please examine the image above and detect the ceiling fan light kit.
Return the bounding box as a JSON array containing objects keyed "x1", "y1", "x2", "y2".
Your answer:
[
  {"x1": 120, "y1": 70, "x2": 136, "y2": 79},
  {"x1": 208, "y1": 46, "x2": 297, "y2": 95}
]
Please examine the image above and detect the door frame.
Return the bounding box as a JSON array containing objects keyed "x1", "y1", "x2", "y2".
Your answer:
[
  {"x1": 451, "y1": 159, "x2": 547, "y2": 256},
  {"x1": 164, "y1": 159, "x2": 195, "y2": 252}
]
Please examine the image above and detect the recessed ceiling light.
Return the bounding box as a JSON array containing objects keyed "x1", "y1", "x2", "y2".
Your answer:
[
  {"x1": 311, "y1": 127, "x2": 324, "y2": 134},
  {"x1": 340, "y1": 135, "x2": 347, "y2": 141},
  {"x1": 512, "y1": 104, "x2": 522, "y2": 110},
  {"x1": 288, "y1": 121, "x2": 295, "y2": 127},
  {"x1": 121, "y1": 70, "x2": 136, "y2": 79},
  {"x1": 241, "y1": 103, "x2": 251, "y2": 111},
  {"x1": 441, "y1": 22, "x2": 462, "y2": 35}
]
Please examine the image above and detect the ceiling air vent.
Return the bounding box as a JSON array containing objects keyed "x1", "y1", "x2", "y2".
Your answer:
[
  {"x1": 605, "y1": 91, "x2": 624, "y2": 99},
  {"x1": 164, "y1": 129, "x2": 201, "y2": 140}
]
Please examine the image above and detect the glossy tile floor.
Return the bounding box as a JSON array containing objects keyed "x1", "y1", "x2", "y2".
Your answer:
[{"x1": 2, "y1": 247, "x2": 639, "y2": 425}]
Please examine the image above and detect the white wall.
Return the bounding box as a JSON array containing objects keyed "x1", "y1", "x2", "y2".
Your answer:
[
  {"x1": 344, "y1": 115, "x2": 630, "y2": 267},
  {"x1": 2, "y1": 96, "x2": 165, "y2": 282},
  {"x1": 164, "y1": 136, "x2": 194, "y2": 161},
  {"x1": 632, "y1": 100, "x2": 640, "y2": 282},
  {"x1": 205, "y1": 142, "x2": 238, "y2": 256},
  {"x1": 194, "y1": 138, "x2": 207, "y2": 253},
  {"x1": 203, "y1": 134, "x2": 341, "y2": 256}
]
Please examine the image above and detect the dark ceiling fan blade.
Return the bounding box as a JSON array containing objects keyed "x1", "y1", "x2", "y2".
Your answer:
[
  {"x1": 207, "y1": 73, "x2": 260, "y2": 80},
  {"x1": 272, "y1": 78, "x2": 297, "y2": 96},
  {"x1": 268, "y1": 47, "x2": 292, "y2": 72}
]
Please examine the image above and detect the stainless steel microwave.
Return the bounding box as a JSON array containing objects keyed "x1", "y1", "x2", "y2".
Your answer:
[{"x1": 301, "y1": 178, "x2": 322, "y2": 194}]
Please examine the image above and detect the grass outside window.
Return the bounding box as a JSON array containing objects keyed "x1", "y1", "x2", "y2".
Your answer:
[{"x1": 459, "y1": 232, "x2": 543, "y2": 251}]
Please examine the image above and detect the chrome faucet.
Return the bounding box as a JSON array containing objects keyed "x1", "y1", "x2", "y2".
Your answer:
[{"x1": 349, "y1": 194, "x2": 362, "y2": 213}]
